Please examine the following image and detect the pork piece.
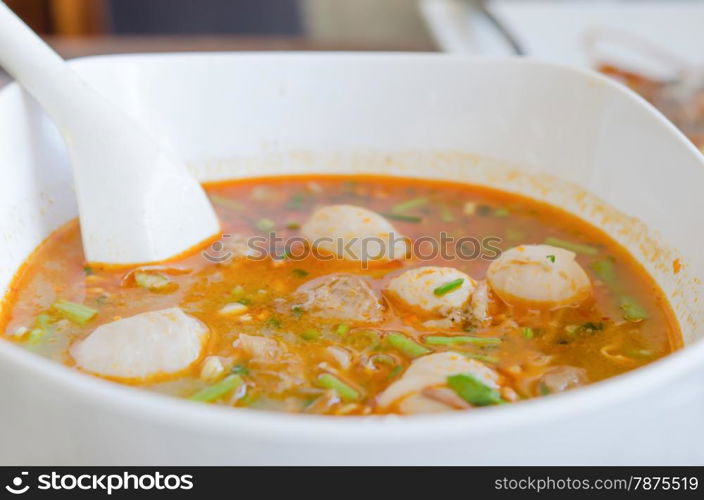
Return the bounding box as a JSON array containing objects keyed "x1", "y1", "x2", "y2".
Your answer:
[
  {"x1": 70, "y1": 307, "x2": 208, "y2": 380},
  {"x1": 234, "y1": 333, "x2": 282, "y2": 360},
  {"x1": 487, "y1": 244, "x2": 591, "y2": 308},
  {"x1": 301, "y1": 205, "x2": 407, "y2": 262},
  {"x1": 292, "y1": 274, "x2": 383, "y2": 323},
  {"x1": 386, "y1": 266, "x2": 476, "y2": 318},
  {"x1": 378, "y1": 352, "x2": 499, "y2": 412},
  {"x1": 469, "y1": 280, "x2": 491, "y2": 325},
  {"x1": 538, "y1": 366, "x2": 588, "y2": 394}
]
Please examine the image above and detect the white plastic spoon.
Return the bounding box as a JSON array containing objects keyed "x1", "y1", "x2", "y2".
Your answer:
[{"x1": 0, "y1": 2, "x2": 220, "y2": 264}]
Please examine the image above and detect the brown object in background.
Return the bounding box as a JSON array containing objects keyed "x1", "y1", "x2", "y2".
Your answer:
[
  {"x1": 5, "y1": 0, "x2": 106, "y2": 35},
  {"x1": 5, "y1": 0, "x2": 52, "y2": 33},
  {"x1": 49, "y1": 0, "x2": 106, "y2": 35}
]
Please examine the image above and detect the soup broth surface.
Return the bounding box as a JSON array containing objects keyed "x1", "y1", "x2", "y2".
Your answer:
[{"x1": 1, "y1": 175, "x2": 681, "y2": 415}]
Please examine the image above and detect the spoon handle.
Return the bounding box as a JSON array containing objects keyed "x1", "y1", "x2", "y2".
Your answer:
[
  {"x1": 0, "y1": 1, "x2": 220, "y2": 265},
  {"x1": 0, "y1": 1, "x2": 98, "y2": 127}
]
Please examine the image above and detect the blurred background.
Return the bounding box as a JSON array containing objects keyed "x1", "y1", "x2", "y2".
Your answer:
[{"x1": 2, "y1": 0, "x2": 704, "y2": 149}]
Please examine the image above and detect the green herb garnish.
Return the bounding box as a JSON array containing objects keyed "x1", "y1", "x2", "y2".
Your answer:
[
  {"x1": 476, "y1": 204, "x2": 493, "y2": 216},
  {"x1": 591, "y1": 257, "x2": 618, "y2": 288},
  {"x1": 52, "y1": 300, "x2": 97, "y2": 325},
  {"x1": 231, "y1": 364, "x2": 249, "y2": 375},
  {"x1": 546, "y1": 255, "x2": 556, "y2": 263},
  {"x1": 291, "y1": 268, "x2": 309, "y2": 278},
  {"x1": 190, "y1": 374, "x2": 243, "y2": 403},
  {"x1": 381, "y1": 213, "x2": 422, "y2": 223},
  {"x1": 302, "y1": 329, "x2": 320, "y2": 341},
  {"x1": 388, "y1": 365, "x2": 403, "y2": 379},
  {"x1": 447, "y1": 373, "x2": 504, "y2": 406},
  {"x1": 134, "y1": 271, "x2": 171, "y2": 292},
  {"x1": 505, "y1": 228, "x2": 525, "y2": 241},
  {"x1": 433, "y1": 278, "x2": 464, "y2": 296},
  {"x1": 316, "y1": 373, "x2": 359, "y2": 401},
  {"x1": 266, "y1": 317, "x2": 282, "y2": 329},
  {"x1": 255, "y1": 218, "x2": 276, "y2": 232},
  {"x1": 26, "y1": 313, "x2": 52, "y2": 345},
  {"x1": 386, "y1": 332, "x2": 430, "y2": 358},
  {"x1": 522, "y1": 327, "x2": 534, "y2": 339},
  {"x1": 336, "y1": 323, "x2": 350, "y2": 336},
  {"x1": 287, "y1": 193, "x2": 306, "y2": 210},
  {"x1": 463, "y1": 353, "x2": 499, "y2": 364},
  {"x1": 209, "y1": 194, "x2": 244, "y2": 211},
  {"x1": 581, "y1": 322, "x2": 604, "y2": 332},
  {"x1": 424, "y1": 335, "x2": 501, "y2": 346},
  {"x1": 391, "y1": 197, "x2": 428, "y2": 214},
  {"x1": 544, "y1": 236, "x2": 599, "y2": 256},
  {"x1": 620, "y1": 296, "x2": 649, "y2": 322},
  {"x1": 440, "y1": 204, "x2": 455, "y2": 222}
]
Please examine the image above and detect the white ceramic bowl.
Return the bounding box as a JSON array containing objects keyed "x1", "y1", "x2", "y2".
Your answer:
[{"x1": 1, "y1": 54, "x2": 703, "y2": 465}]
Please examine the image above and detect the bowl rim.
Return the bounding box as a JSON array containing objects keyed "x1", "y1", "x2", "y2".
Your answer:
[{"x1": 1, "y1": 52, "x2": 702, "y2": 443}]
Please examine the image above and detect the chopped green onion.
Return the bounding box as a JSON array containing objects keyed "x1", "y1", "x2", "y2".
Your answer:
[
  {"x1": 26, "y1": 313, "x2": 52, "y2": 345},
  {"x1": 287, "y1": 193, "x2": 306, "y2": 209},
  {"x1": 581, "y1": 322, "x2": 604, "y2": 332},
  {"x1": 386, "y1": 332, "x2": 430, "y2": 358},
  {"x1": 546, "y1": 255, "x2": 556, "y2": 263},
  {"x1": 190, "y1": 374, "x2": 243, "y2": 402},
  {"x1": 388, "y1": 365, "x2": 403, "y2": 379},
  {"x1": 475, "y1": 204, "x2": 492, "y2": 216},
  {"x1": 209, "y1": 194, "x2": 244, "y2": 211},
  {"x1": 433, "y1": 278, "x2": 464, "y2": 296},
  {"x1": 447, "y1": 373, "x2": 504, "y2": 406},
  {"x1": 316, "y1": 373, "x2": 359, "y2": 401},
  {"x1": 27, "y1": 327, "x2": 45, "y2": 345},
  {"x1": 539, "y1": 383, "x2": 551, "y2": 396},
  {"x1": 349, "y1": 329, "x2": 382, "y2": 349},
  {"x1": 544, "y1": 237, "x2": 599, "y2": 256},
  {"x1": 391, "y1": 197, "x2": 428, "y2": 214},
  {"x1": 291, "y1": 306, "x2": 304, "y2": 318},
  {"x1": 440, "y1": 204, "x2": 455, "y2": 222},
  {"x1": 52, "y1": 300, "x2": 97, "y2": 325},
  {"x1": 255, "y1": 218, "x2": 276, "y2": 232},
  {"x1": 83, "y1": 265, "x2": 94, "y2": 276},
  {"x1": 522, "y1": 327, "x2": 534, "y2": 339},
  {"x1": 505, "y1": 228, "x2": 524, "y2": 241},
  {"x1": 135, "y1": 271, "x2": 171, "y2": 292},
  {"x1": 591, "y1": 257, "x2": 618, "y2": 288},
  {"x1": 231, "y1": 364, "x2": 249, "y2": 375},
  {"x1": 239, "y1": 391, "x2": 259, "y2": 407},
  {"x1": 620, "y1": 296, "x2": 649, "y2": 322},
  {"x1": 493, "y1": 207, "x2": 510, "y2": 217},
  {"x1": 266, "y1": 317, "x2": 282, "y2": 329},
  {"x1": 302, "y1": 328, "x2": 320, "y2": 341},
  {"x1": 463, "y1": 353, "x2": 499, "y2": 364},
  {"x1": 237, "y1": 297, "x2": 252, "y2": 306},
  {"x1": 424, "y1": 335, "x2": 501, "y2": 346},
  {"x1": 381, "y1": 213, "x2": 422, "y2": 223},
  {"x1": 336, "y1": 323, "x2": 350, "y2": 336},
  {"x1": 291, "y1": 268, "x2": 309, "y2": 278}
]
